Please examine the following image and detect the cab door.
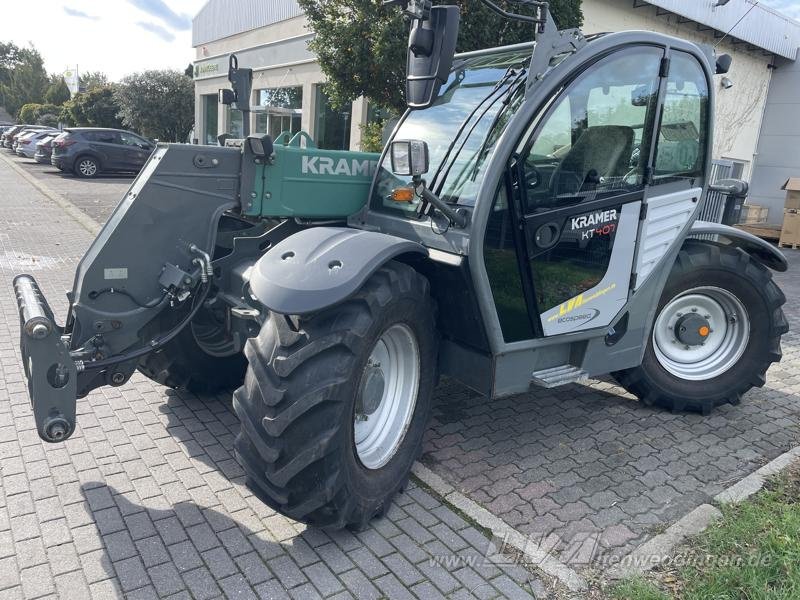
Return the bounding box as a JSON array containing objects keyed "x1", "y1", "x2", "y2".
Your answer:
[{"x1": 514, "y1": 46, "x2": 665, "y2": 337}]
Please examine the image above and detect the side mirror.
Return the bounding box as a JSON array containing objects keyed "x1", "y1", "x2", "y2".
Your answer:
[
  {"x1": 631, "y1": 84, "x2": 650, "y2": 107},
  {"x1": 390, "y1": 140, "x2": 429, "y2": 177},
  {"x1": 245, "y1": 134, "x2": 274, "y2": 159},
  {"x1": 406, "y1": 6, "x2": 460, "y2": 109},
  {"x1": 219, "y1": 89, "x2": 235, "y2": 106}
]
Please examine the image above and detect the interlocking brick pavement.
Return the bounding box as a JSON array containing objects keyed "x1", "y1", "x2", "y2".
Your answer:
[
  {"x1": 423, "y1": 253, "x2": 800, "y2": 565},
  {"x1": 0, "y1": 158, "x2": 545, "y2": 599}
]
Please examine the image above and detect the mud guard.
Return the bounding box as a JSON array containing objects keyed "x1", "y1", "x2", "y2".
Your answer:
[
  {"x1": 249, "y1": 227, "x2": 427, "y2": 315},
  {"x1": 690, "y1": 220, "x2": 787, "y2": 272}
]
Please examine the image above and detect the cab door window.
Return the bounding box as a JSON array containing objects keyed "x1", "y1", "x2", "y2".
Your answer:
[
  {"x1": 523, "y1": 48, "x2": 663, "y2": 212},
  {"x1": 653, "y1": 51, "x2": 710, "y2": 183}
]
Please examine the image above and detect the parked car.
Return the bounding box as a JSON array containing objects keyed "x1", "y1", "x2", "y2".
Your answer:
[
  {"x1": 51, "y1": 128, "x2": 155, "y2": 178},
  {"x1": 34, "y1": 133, "x2": 61, "y2": 164},
  {"x1": 3, "y1": 125, "x2": 52, "y2": 150},
  {"x1": 17, "y1": 130, "x2": 59, "y2": 159}
]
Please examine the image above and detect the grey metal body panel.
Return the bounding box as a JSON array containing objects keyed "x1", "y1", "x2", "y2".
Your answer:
[
  {"x1": 70, "y1": 144, "x2": 240, "y2": 355},
  {"x1": 749, "y1": 55, "x2": 800, "y2": 223},
  {"x1": 634, "y1": 188, "x2": 702, "y2": 289},
  {"x1": 690, "y1": 220, "x2": 788, "y2": 272},
  {"x1": 249, "y1": 227, "x2": 427, "y2": 315}
]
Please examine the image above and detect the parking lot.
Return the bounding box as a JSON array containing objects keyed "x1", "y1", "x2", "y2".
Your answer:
[{"x1": 1, "y1": 150, "x2": 799, "y2": 599}]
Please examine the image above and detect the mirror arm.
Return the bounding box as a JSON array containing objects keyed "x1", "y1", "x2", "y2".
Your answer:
[{"x1": 415, "y1": 179, "x2": 469, "y2": 228}]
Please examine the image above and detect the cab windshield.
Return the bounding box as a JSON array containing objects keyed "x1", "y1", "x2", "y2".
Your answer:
[{"x1": 371, "y1": 49, "x2": 531, "y2": 215}]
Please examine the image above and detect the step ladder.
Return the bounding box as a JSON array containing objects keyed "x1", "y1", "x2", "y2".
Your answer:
[{"x1": 531, "y1": 365, "x2": 589, "y2": 388}]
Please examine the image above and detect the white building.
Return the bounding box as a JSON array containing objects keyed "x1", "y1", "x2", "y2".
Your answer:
[{"x1": 192, "y1": 0, "x2": 800, "y2": 222}]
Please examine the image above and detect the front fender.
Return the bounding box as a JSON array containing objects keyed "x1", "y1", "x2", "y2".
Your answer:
[
  {"x1": 690, "y1": 220, "x2": 787, "y2": 272},
  {"x1": 249, "y1": 227, "x2": 427, "y2": 314}
]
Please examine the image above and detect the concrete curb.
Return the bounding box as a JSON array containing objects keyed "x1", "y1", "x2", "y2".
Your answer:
[
  {"x1": 0, "y1": 152, "x2": 102, "y2": 235},
  {"x1": 609, "y1": 444, "x2": 800, "y2": 580},
  {"x1": 411, "y1": 462, "x2": 589, "y2": 592}
]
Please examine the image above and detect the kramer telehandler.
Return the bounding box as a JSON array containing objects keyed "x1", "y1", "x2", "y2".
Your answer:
[{"x1": 15, "y1": 0, "x2": 787, "y2": 530}]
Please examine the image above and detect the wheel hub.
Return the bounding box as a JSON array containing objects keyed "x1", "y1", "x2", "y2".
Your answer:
[
  {"x1": 652, "y1": 287, "x2": 750, "y2": 381},
  {"x1": 674, "y1": 313, "x2": 711, "y2": 346},
  {"x1": 358, "y1": 360, "x2": 385, "y2": 416}
]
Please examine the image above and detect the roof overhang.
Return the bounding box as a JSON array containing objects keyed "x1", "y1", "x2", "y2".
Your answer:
[{"x1": 637, "y1": 0, "x2": 800, "y2": 59}]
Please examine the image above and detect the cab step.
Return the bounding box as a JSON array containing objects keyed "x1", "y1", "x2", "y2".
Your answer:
[{"x1": 531, "y1": 365, "x2": 589, "y2": 388}]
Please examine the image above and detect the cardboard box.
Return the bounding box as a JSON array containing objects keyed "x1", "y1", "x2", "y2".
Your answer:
[
  {"x1": 740, "y1": 204, "x2": 768, "y2": 224},
  {"x1": 781, "y1": 178, "x2": 800, "y2": 210},
  {"x1": 780, "y1": 209, "x2": 800, "y2": 247}
]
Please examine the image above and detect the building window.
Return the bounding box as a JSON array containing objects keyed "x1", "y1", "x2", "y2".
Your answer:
[
  {"x1": 202, "y1": 94, "x2": 218, "y2": 145},
  {"x1": 255, "y1": 86, "x2": 303, "y2": 140},
  {"x1": 314, "y1": 85, "x2": 351, "y2": 150}
]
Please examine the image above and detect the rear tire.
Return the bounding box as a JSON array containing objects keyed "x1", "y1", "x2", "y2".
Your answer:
[
  {"x1": 613, "y1": 242, "x2": 787, "y2": 414},
  {"x1": 233, "y1": 261, "x2": 438, "y2": 529},
  {"x1": 138, "y1": 311, "x2": 247, "y2": 394}
]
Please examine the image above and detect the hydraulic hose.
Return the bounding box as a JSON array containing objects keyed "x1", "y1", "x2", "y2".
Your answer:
[{"x1": 80, "y1": 281, "x2": 212, "y2": 371}]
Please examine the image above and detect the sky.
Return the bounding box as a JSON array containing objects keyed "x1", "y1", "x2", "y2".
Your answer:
[
  {"x1": 1, "y1": 0, "x2": 800, "y2": 83},
  {"x1": 0, "y1": 0, "x2": 208, "y2": 81}
]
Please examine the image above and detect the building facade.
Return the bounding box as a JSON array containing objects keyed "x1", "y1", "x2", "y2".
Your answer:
[{"x1": 192, "y1": 0, "x2": 800, "y2": 221}]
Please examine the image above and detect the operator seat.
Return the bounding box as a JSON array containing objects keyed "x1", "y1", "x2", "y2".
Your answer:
[{"x1": 550, "y1": 125, "x2": 634, "y2": 199}]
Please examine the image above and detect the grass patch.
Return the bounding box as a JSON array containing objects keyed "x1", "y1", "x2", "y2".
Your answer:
[{"x1": 612, "y1": 461, "x2": 800, "y2": 600}]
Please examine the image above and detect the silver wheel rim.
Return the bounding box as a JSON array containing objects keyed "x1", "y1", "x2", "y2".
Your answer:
[
  {"x1": 79, "y1": 160, "x2": 97, "y2": 176},
  {"x1": 354, "y1": 323, "x2": 420, "y2": 470},
  {"x1": 653, "y1": 286, "x2": 750, "y2": 381}
]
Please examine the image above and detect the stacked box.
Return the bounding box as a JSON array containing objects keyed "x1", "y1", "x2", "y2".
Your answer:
[
  {"x1": 740, "y1": 204, "x2": 769, "y2": 224},
  {"x1": 779, "y1": 178, "x2": 800, "y2": 247}
]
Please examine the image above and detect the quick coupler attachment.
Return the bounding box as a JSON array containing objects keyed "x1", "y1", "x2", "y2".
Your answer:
[{"x1": 14, "y1": 275, "x2": 78, "y2": 443}]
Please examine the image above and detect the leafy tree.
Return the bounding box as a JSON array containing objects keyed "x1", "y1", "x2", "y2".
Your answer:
[
  {"x1": 114, "y1": 70, "x2": 193, "y2": 141},
  {"x1": 79, "y1": 71, "x2": 109, "y2": 91},
  {"x1": 44, "y1": 78, "x2": 71, "y2": 105},
  {"x1": 298, "y1": 0, "x2": 583, "y2": 114},
  {"x1": 36, "y1": 113, "x2": 60, "y2": 127},
  {"x1": 0, "y1": 46, "x2": 48, "y2": 118},
  {"x1": 61, "y1": 87, "x2": 123, "y2": 129},
  {"x1": 18, "y1": 103, "x2": 60, "y2": 124}
]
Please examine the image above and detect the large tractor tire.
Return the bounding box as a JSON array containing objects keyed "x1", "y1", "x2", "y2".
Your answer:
[
  {"x1": 613, "y1": 242, "x2": 787, "y2": 414},
  {"x1": 138, "y1": 304, "x2": 247, "y2": 394},
  {"x1": 233, "y1": 261, "x2": 438, "y2": 529}
]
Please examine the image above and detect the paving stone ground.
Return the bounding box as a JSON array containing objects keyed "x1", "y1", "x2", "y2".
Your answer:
[
  {"x1": 0, "y1": 157, "x2": 545, "y2": 600},
  {"x1": 423, "y1": 253, "x2": 800, "y2": 566}
]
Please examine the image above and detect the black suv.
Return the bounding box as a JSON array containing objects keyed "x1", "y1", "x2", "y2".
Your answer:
[{"x1": 51, "y1": 128, "x2": 155, "y2": 178}]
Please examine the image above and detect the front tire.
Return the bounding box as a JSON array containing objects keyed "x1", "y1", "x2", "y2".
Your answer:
[
  {"x1": 613, "y1": 242, "x2": 787, "y2": 413},
  {"x1": 233, "y1": 261, "x2": 438, "y2": 529}
]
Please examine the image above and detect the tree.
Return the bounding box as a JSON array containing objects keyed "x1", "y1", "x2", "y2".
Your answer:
[
  {"x1": 114, "y1": 70, "x2": 193, "y2": 141},
  {"x1": 61, "y1": 87, "x2": 123, "y2": 129},
  {"x1": 298, "y1": 0, "x2": 583, "y2": 114},
  {"x1": 0, "y1": 46, "x2": 48, "y2": 118},
  {"x1": 79, "y1": 71, "x2": 109, "y2": 91},
  {"x1": 44, "y1": 78, "x2": 71, "y2": 105}
]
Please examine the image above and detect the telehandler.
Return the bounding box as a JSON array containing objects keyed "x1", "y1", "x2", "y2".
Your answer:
[{"x1": 15, "y1": 0, "x2": 787, "y2": 530}]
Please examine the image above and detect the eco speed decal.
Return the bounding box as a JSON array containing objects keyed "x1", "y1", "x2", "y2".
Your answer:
[
  {"x1": 546, "y1": 283, "x2": 617, "y2": 326},
  {"x1": 570, "y1": 208, "x2": 618, "y2": 241}
]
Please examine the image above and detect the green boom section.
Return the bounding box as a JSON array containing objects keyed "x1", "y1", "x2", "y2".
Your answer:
[{"x1": 244, "y1": 137, "x2": 381, "y2": 219}]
